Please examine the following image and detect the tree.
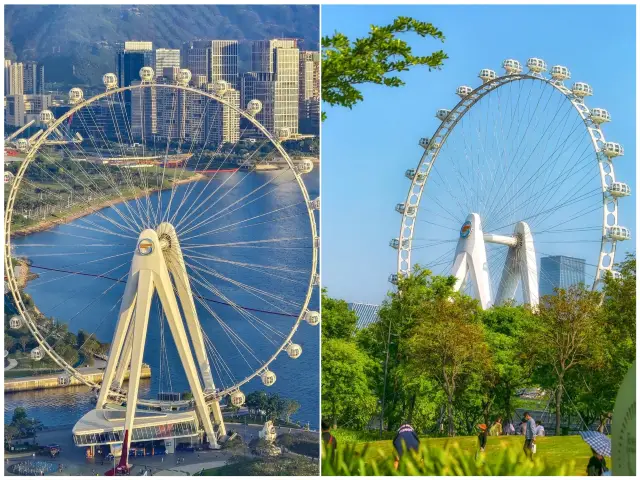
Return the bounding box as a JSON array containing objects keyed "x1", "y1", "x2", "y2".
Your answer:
[
  {"x1": 480, "y1": 304, "x2": 537, "y2": 424},
  {"x1": 283, "y1": 399, "x2": 301, "y2": 423},
  {"x1": 246, "y1": 391, "x2": 268, "y2": 417},
  {"x1": 322, "y1": 338, "x2": 377, "y2": 429},
  {"x1": 321, "y1": 288, "x2": 358, "y2": 340},
  {"x1": 531, "y1": 286, "x2": 603, "y2": 434},
  {"x1": 19, "y1": 335, "x2": 29, "y2": 352},
  {"x1": 405, "y1": 291, "x2": 487, "y2": 436},
  {"x1": 322, "y1": 16, "x2": 448, "y2": 119},
  {"x1": 5, "y1": 334, "x2": 16, "y2": 352}
]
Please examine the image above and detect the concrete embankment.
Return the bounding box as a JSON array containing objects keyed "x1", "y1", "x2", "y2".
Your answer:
[{"x1": 4, "y1": 365, "x2": 151, "y2": 393}]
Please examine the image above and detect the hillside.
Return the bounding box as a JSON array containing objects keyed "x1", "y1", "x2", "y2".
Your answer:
[{"x1": 4, "y1": 4, "x2": 319, "y2": 86}]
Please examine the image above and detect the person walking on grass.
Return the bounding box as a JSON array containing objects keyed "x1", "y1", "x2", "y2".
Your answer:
[
  {"x1": 321, "y1": 419, "x2": 337, "y2": 461},
  {"x1": 477, "y1": 424, "x2": 488, "y2": 455},
  {"x1": 522, "y1": 412, "x2": 537, "y2": 460},
  {"x1": 587, "y1": 448, "x2": 608, "y2": 476},
  {"x1": 393, "y1": 423, "x2": 420, "y2": 470}
]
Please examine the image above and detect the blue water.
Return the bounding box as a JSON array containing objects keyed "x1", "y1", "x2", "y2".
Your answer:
[{"x1": 6, "y1": 170, "x2": 319, "y2": 429}]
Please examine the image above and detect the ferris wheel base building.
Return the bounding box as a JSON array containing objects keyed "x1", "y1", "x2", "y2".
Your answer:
[{"x1": 72, "y1": 409, "x2": 204, "y2": 457}]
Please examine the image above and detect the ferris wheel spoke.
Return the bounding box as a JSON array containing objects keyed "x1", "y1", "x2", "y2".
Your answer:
[
  {"x1": 174, "y1": 136, "x2": 276, "y2": 233},
  {"x1": 186, "y1": 263, "x2": 290, "y2": 344},
  {"x1": 178, "y1": 169, "x2": 297, "y2": 238},
  {"x1": 179, "y1": 201, "x2": 307, "y2": 243}
]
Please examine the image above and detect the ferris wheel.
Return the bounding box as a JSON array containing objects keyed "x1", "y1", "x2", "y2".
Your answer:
[
  {"x1": 392, "y1": 57, "x2": 631, "y2": 309},
  {"x1": 4, "y1": 67, "x2": 319, "y2": 453}
]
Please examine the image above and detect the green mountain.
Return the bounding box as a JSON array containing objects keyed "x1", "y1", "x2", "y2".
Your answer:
[{"x1": 4, "y1": 4, "x2": 319, "y2": 86}]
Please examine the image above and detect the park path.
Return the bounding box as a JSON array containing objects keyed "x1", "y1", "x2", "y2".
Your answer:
[{"x1": 5, "y1": 358, "x2": 18, "y2": 371}]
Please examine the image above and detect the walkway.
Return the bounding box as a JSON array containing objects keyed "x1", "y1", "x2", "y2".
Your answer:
[{"x1": 5, "y1": 358, "x2": 18, "y2": 371}]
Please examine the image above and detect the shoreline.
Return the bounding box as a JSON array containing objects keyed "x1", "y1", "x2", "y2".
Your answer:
[{"x1": 10, "y1": 172, "x2": 205, "y2": 237}]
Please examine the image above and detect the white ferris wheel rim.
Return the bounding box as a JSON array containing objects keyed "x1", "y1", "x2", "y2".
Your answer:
[
  {"x1": 4, "y1": 82, "x2": 319, "y2": 406},
  {"x1": 397, "y1": 69, "x2": 621, "y2": 293}
]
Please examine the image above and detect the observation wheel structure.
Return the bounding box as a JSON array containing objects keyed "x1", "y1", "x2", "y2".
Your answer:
[
  {"x1": 392, "y1": 57, "x2": 630, "y2": 308},
  {"x1": 4, "y1": 67, "x2": 320, "y2": 450}
]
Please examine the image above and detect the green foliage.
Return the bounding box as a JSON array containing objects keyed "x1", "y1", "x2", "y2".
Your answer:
[
  {"x1": 322, "y1": 442, "x2": 570, "y2": 476},
  {"x1": 321, "y1": 288, "x2": 358, "y2": 340},
  {"x1": 322, "y1": 338, "x2": 378, "y2": 429},
  {"x1": 322, "y1": 16, "x2": 448, "y2": 118},
  {"x1": 8, "y1": 407, "x2": 43, "y2": 441}
]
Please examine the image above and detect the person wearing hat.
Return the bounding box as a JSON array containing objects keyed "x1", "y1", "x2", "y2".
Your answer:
[
  {"x1": 393, "y1": 423, "x2": 420, "y2": 469},
  {"x1": 477, "y1": 424, "x2": 488, "y2": 453}
]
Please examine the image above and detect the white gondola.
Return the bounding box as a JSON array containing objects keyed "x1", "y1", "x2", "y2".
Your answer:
[
  {"x1": 304, "y1": 310, "x2": 320, "y2": 326},
  {"x1": 177, "y1": 69, "x2": 192, "y2": 86},
  {"x1": 230, "y1": 390, "x2": 245, "y2": 407},
  {"x1": 68, "y1": 87, "x2": 84, "y2": 104},
  {"x1": 309, "y1": 197, "x2": 320, "y2": 210},
  {"x1": 436, "y1": 109, "x2": 451, "y2": 121},
  {"x1": 213, "y1": 79, "x2": 229, "y2": 95},
  {"x1": 572, "y1": 82, "x2": 593, "y2": 97},
  {"x1": 419, "y1": 137, "x2": 430, "y2": 148},
  {"x1": 590, "y1": 108, "x2": 611, "y2": 124},
  {"x1": 502, "y1": 59, "x2": 522, "y2": 75},
  {"x1": 16, "y1": 138, "x2": 29, "y2": 152},
  {"x1": 395, "y1": 203, "x2": 416, "y2": 216},
  {"x1": 31, "y1": 347, "x2": 43, "y2": 361},
  {"x1": 277, "y1": 127, "x2": 291, "y2": 140},
  {"x1": 286, "y1": 343, "x2": 302, "y2": 359},
  {"x1": 39, "y1": 110, "x2": 54, "y2": 125},
  {"x1": 390, "y1": 238, "x2": 409, "y2": 249},
  {"x1": 58, "y1": 375, "x2": 71, "y2": 386},
  {"x1": 9, "y1": 316, "x2": 22, "y2": 329},
  {"x1": 603, "y1": 142, "x2": 624, "y2": 158},
  {"x1": 456, "y1": 85, "x2": 473, "y2": 98},
  {"x1": 102, "y1": 73, "x2": 118, "y2": 89},
  {"x1": 609, "y1": 271, "x2": 623, "y2": 280},
  {"x1": 478, "y1": 69, "x2": 497, "y2": 83},
  {"x1": 247, "y1": 99, "x2": 262, "y2": 116},
  {"x1": 608, "y1": 182, "x2": 631, "y2": 197},
  {"x1": 139, "y1": 67, "x2": 155, "y2": 82},
  {"x1": 294, "y1": 159, "x2": 313, "y2": 174},
  {"x1": 312, "y1": 273, "x2": 320, "y2": 287},
  {"x1": 388, "y1": 273, "x2": 399, "y2": 285},
  {"x1": 550, "y1": 65, "x2": 571, "y2": 81},
  {"x1": 608, "y1": 226, "x2": 631, "y2": 241},
  {"x1": 261, "y1": 370, "x2": 276, "y2": 386},
  {"x1": 527, "y1": 57, "x2": 547, "y2": 73}
]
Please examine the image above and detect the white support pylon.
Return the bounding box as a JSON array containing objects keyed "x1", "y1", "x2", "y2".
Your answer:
[
  {"x1": 494, "y1": 221, "x2": 539, "y2": 308},
  {"x1": 97, "y1": 226, "x2": 223, "y2": 465},
  {"x1": 452, "y1": 213, "x2": 492, "y2": 309}
]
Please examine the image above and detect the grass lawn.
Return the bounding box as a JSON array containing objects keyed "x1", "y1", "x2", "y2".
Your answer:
[{"x1": 339, "y1": 434, "x2": 598, "y2": 476}]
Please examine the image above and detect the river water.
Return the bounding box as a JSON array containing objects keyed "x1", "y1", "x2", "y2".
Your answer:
[{"x1": 5, "y1": 169, "x2": 319, "y2": 429}]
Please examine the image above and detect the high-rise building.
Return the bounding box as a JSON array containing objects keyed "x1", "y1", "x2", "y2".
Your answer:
[
  {"x1": 182, "y1": 40, "x2": 239, "y2": 87},
  {"x1": 5, "y1": 95, "x2": 26, "y2": 126},
  {"x1": 181, "y1": 41, "x2": 209, "y2": 80},
  {"x1": 207, "y1": 83, "x2": 240, "y2": 145},
  {"x1": 116, "y1": 41, "x2": 153, "y2": 121},
  {"x1": 298, "y1": 51, "x2": 320, "y2": 134},
  {"x1": 23, "y1": 62, "x2": 45, "y2": 96},
  {"x1": 6, "y1": 61, "x2": 24, "y2": 96},
  {"x1": 241, "y1": 72, "x2": 276, "y2": 133},
  {"x1": 154, "y1": 49, "x2": 180, "y2": 77},
  {"x1": 539, "y1": 255, "x2": 586, "y2": 297},
  {"x1": 209, "y1": 40, "x2": 238, "y2": 88},
  {"x1": 245, "y1": 39, "x2": 299, "y2": 135}
]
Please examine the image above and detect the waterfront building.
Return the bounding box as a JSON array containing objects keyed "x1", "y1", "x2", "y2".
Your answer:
[
  {"x1": 298, "y1": 51, "x2": 320, "y2": 134},
  {"x1": 539, "y1": 255, "x2": 586, "y2": 296},
  {"x1": 182, "y1": 40, "x2": 239, "y2": 88},
  {"x1": 244, "y1": 39, "x2": 300, "y2": 135},
  {"x1": 73, "y1": 409, "x2": 201, "y2": 457},
  {"x1": 116, "y1": 41, "x2": 154, "y2": 120},
  {"x1": 154, "y1": 48, "x2": 180, "y2": 77},
  {"x1": 206, "y1": 83, "x2": 240, "y2": 145},
  {"x1": 5, "y1": 95, "x2": 26, "y2": 127}
]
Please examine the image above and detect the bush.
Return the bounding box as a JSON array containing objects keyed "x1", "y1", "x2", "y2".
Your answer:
[{"x1": 322, "y1": 442, "x2": 572, "y2": 476}]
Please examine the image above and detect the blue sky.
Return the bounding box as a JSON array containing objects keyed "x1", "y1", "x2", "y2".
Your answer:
[{"x1": 321, "y1": 4, "x2": 636, "y2": 304}]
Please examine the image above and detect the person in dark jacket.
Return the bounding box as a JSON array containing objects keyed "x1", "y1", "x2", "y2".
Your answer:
[
  {"x1": 321, "y1": 419, "x2": 337, "y2": 460},
  {"x1": 477, "y1": 424, "x2": 488, "y2": 453},
  {"x1": 393, "y1": 424, "x2": 420, "y2": 469},
  {"x1": 587, "y1": 448, "x2": 608, "y2": 476}
]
